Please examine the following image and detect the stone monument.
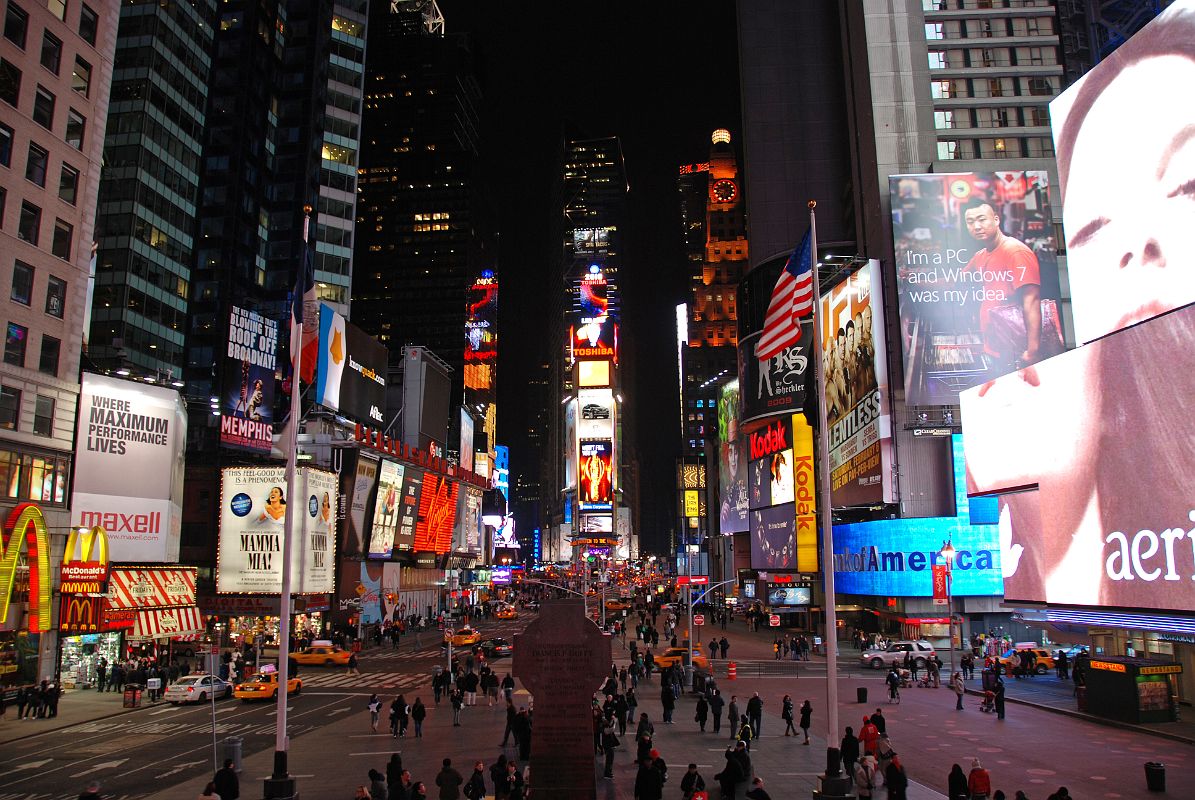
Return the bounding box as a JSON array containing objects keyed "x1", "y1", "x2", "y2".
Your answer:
[{"x1": 512, "y1": 598, "x2": 611, "y2": 798}]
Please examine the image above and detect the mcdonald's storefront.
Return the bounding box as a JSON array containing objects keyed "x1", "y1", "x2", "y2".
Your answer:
[{"x1": 1, "y1": 502, "x2": 66, "y2": 691}]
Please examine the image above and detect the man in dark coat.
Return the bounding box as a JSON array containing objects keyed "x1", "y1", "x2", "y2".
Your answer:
[
  {"x1": 633, "y1": 756, "x2": 664, "y2": 800},
  {"x1": 840, "y1": 726, "x2": 861, "y2": 775},
  {"x1": 746, "y1": 693, "x2": 763, "y2": 738},
  {"x1": 214, "y1": 759, "x2": 239, "y2": 800}
]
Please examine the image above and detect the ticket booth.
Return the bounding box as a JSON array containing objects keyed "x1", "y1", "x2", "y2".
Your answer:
[{"x1": 1085, "y1": 656, "x2": 1182, "y2": 724}]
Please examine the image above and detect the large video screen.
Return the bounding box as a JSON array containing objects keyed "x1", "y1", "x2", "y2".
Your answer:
[
  {"x1": 890, "y1": 171, "x2": 1064, "y2": 405},
  {"x1": 367, "y1": 460, "x2": 405, "y2": 559},
  {"x1": 767, "y1": 586, "x2": 811, "y2": 606},
  {"x1": 579, "y1": 439, "x2": 613, "y2": 509},
  {"x1": 464, "y1": 275, "x2": 498, "y2": 364},
  {"x1": 315, "y1": 305, "x2": 388, "y2": 425},
  {"x1": 750, "y1": 504, "x2": 795, "y2": 571},
  {"x1": 414, "y1": 472, "x2": 459, "y2": 554},
  {"x1": 1052, "y1": 2, "x2": 1195, "y2": 346},
  {"x1": 717, "y1": 380, "x2": 748, "y2": 535}
]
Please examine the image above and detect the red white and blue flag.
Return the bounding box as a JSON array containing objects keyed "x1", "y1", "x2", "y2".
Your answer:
[{"x1": 754, "y1": 229, "x2": 813, "y2": 360}]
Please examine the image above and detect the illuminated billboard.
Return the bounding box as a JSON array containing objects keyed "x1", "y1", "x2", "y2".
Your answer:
[
  {"x1": 818, "y1": 260, "x2": 893, "y2": 507},
  {"x1": 464, "y1": 273, "x2": 498, "y2": 365},
  {"x1": 414, "y1": 473, "x2": 459, "y2": 554},
  {"x1": 579, "y1": 439, "x2": 613, "y2": 510},
  {"x1": 367, "y1": 459, "x2": 405, "y2": 559},
  {"x1": 718, "y1": 380, "x2": 748, "y2": 535},
  {"x1": 578, "y1": 360, "x2": 611, "y2": 387},
  {"x1": 1052, "y1": 2, "x2": 1195, "y2": 346},
  {"x1": 315, "y1": 305, "x2": 388, "y2": 425},
  {"x1": 339, "y1": 450, "x2": 378, "y2": 558},
  {"x1": 747, "y1": 417, "x2": 795, "y2": 570},
  {"x1": 889, "y1": 171, "x2": 1064, "y2": 405},
  {"x1": 580, "y1": 514, "x2": 613, "y2": 534},
  {"x1": 961, "y1": 304, "x2": 1195, "y2": 611},
  {"x1": 563, "y1": 398, "x2": 578, "y2": 491},
  {"x1": 767, "y1": 585, "x2": 811, "y2": 607},
  {"x1": 736, "y1": 254, "x2": 811, "y2": 424},
  {"x1": 395, "y1": 468, "x2": 422, "y2": 552},
  {"x1": 220, "y1": 305, "x2": 277, "y2": 454},
  {"x1": 832, "y1": 435, "x2": 1001, "y2": 597},
  {"x1": 578, "y1": 388, "x2": 615, "y2": 441}
]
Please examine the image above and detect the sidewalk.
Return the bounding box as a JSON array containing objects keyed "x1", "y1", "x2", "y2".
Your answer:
[{"x1": 0, "y1": 686, "x2": 153, "y2": 745}]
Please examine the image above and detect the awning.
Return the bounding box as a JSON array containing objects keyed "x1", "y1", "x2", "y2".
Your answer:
[{"x1": 130, "y1": 606, "x2": 204, "y2": 640}]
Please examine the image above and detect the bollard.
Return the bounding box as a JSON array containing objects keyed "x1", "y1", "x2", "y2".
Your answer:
[{"x1": 727, "y1": 661, "x2": 737, "y2": 681}]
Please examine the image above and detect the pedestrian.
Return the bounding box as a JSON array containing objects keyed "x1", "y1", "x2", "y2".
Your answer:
[
  {"x1": 727, "y1": 695, "x2": 740, "y2": 740},
  {"x1": 368, "y1": 694, "x2": 382, "y2": 733},
  {"x1": 348, "y1": 652, "x2": 360, "y2": 676},
  {"x1": 660, "y1": 683, "x2": 675, "y2": 723},
  {"x1": 501, "y1": 673, "x2": 515, "y2": 703},
  {"x1": 736, "y1": 714, "x2": 754, "y2": 751},
  {"x1": 885, "y1": 756, "x2": 909, "y2": 800},
  {"x1": 799, "y1": 700, "x2": 813, "y2": 744},
  {"x1": 463, "y1": 761, "x2": 486, "y2": 800},
  {"x1": 714, "y1": 744, "x2": 745, "y2": 800},
  {"x1": 490, "y1": 756, "x2": 508, "y2": 800},
  {"x1": 369, "y1": 768, "x2": 388, "y2": 800},
  {"x1": 994, "y1": 678, "x2": 1006, "y2": 720},
  {"x1": 854, "y1": 754, "x2": 878, "y2": 800},
  {"x1": 96, "y1": 657, "x2": 107, "y2": 692},
  {"x1": 199, "y1": 781, "x2": 220, "y2": 798},
  {"x1": 214, "y1": 758, "x2": 239, "y2": 800},
  {"x1": 719, "y1": 637, "x2": 729, "y2": 659},
  {"x1": 709, "y1": 689, "x2": 725, "y2": 734},
  {"x1": 968, "y1": 758, "x2": 992, "y2": 800},
  {"x1": 78, "y1": 781, "x2": 104, "y2": 800},
  {"x1": 411, "y1": 780, "x2": 429, "y2": 799},
  {"x1": 634, "y1": 756, "x2": 665, "y2": 800},
  {"x1": 840, "y1": 726, "x2": 860, "y2": 775},
  {"x1": 411, "y1": 697, "x2": 427, "y2": 737},
  {"x1": 745, "y1": 777, "x2": 772, "y2": 800},
  {"x1": 615, "y1": 692, "x2": 629, "y2": 735},
  {"x1": 709, "y1": 639, "x2": 718, "y2": 661},
  {"x1": 781, "y1": 695, "x2": 796, "y2": 736},
  {"x1": 513, "y1": 706, "x2": 532, "y2": 760},
  {"x1": 876, "y1": 734, "x2": 896, "y2": 775},
  {"x1": 948, "y1": 764, "x2": 969, "y2": 800},
  {"x1": 15, "y1": 686, "x2": 26, "y2": 721},
  {"x1": 386, "y1": 755, "x2": 404, "y2": 800},
  {"x1": 1046, "y1": 787, "x2": 1072, "y2": 800},
  {"x1": 695, "y1": 694, "x2": 709, "y2": 732},
  {"x1": 951, "y1": 671, "x2": 966, "y2": 710},
  {"x1": 869, "y1": 707, "x2": 886, "y2": 735},
  {"x1": 435, "y1": 757, "x2": 463, "y2": 800},
  {"x1": 390, "y1": 697, "x2": 402, "y2": 738},
  {"x1": 746, "y1": 692, "x2": 762, "y2": 738},
  {"x1": 501, "y1": 762, "x2": 524, "y2": 800},
  {"x1": 450, "y1": 687, "x2": 464, "y2": 726},
  {"x1": 680, "y1": 763, "x2": 706, "y2": 800},
  {"x1": 601, "y1": 717, "x2": 619, "y2": 778},
  {"x1": 636, "y1": 711, "x2": 655, "y2": 743}
]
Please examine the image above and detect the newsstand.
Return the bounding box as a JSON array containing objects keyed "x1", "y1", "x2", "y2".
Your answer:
[{"x1": 1083, "y1": 656, "x2": 1181, "y2": 724}]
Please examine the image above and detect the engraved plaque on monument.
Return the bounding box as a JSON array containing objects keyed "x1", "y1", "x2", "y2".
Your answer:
[{"x1": 512, "y1": 598, "x2": 611, "y2": 798}]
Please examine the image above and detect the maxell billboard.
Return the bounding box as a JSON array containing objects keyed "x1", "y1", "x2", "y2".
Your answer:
[
  {"x1": 72, "y1": 373, "x2": 187, "y2": 562},
  {"x1": 219, "y1": 305, "x2": 278, "y2": 453}
]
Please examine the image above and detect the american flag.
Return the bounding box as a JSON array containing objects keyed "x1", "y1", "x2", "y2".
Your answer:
[{"x1": 754, "y1": 229, "x2": 813, "y2": 360}]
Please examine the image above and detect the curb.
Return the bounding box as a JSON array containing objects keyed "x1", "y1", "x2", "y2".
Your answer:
[
  {"x1": 963, "y1": 687, "x2": 1195, "y2": 746},
  {"x1": 0, "y1": 700, "x2": 163, "y2": 746}
]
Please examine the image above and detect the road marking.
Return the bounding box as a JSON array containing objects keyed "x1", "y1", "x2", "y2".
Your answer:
[
  {"x1": 154, "y1": 760, "x2": 206, "y2": 779},
  {"x1": 266, "y1": 706, "x2": 295, "y2": 716},
  {"x1": 0, "y1": 758, "x2": 52, "y2": 778},
  {"x1": 70, "y1": 758, "x2": 128, "y2": 777},
  {"x1": 148, "y1": 705, "x2": 184, "y2": 716},
  {"x1": 327, "y1": 708, "x2": 352, "y2": 716},
  {"x1": 777, "y1": 772, "x2": 823, "y2": 776},
  {"x1": 351, "y1": 751, "x2": 407, "y2": 756}
]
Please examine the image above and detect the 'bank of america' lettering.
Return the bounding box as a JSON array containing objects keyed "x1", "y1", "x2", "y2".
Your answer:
[{"x1": 834, "y1": 545, "x2": 995, "y2": 573}]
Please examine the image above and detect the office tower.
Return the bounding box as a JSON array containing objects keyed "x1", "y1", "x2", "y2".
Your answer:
[
  {"x1": 0, "y1": 0, "x2": 120, "y2": 676},
  {"x1": 88, "y1": 0, "x2": 216, "y2": 379},
  {"x1": 352, "y1": 0, "x2": 481, "y2": 390}
]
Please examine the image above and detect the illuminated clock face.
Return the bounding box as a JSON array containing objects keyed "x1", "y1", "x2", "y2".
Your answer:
[{"x1": 711, "y1": 179, "x2": 738, "y2": 204}]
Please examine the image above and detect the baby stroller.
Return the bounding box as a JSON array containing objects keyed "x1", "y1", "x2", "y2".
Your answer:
[
  {"x1": 897, "y1": 668, "x2": 913, "y2": 688},
  {"x1": 979, "y1": 690, "x2": 996, "y2": 713},
  {"x1": 915, "y1": 672, "x2": 934, "y2": 689}
]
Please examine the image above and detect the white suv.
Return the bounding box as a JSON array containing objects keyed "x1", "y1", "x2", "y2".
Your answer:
[{"x1": 860, "y1": 640, "x2": 937, "y2": 670}]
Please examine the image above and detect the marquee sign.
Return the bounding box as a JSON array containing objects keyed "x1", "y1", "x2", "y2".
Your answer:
[
  {"x1": 0, "y1": 503, "x2": 52, "y2": 633},
  {"x1": 60, "y1": 525, "x2": 111, "y2": 594}
]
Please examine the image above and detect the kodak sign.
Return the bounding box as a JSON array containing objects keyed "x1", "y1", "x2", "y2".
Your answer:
[
  {"x1": 0, "y1": 503, "x2": 52, "y2": 633},
  {"x1": 59, "y1": 525, "x2": 110, "y2": 594}
]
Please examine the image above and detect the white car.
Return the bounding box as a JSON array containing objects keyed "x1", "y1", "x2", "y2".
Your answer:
[
  {"x1": 162, "y1": 674, "x2": 232, "y2": 704},
  {"x1": 859, "y1": 640, "x2": 937, "y2": 670}
]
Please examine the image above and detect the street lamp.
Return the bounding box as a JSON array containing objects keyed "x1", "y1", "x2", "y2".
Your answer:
[{"x1": 940, "y1": 540, "x2": 957, "y2": 682}]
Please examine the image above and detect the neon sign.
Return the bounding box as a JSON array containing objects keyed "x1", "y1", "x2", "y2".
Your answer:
[{"x1": 0, "y1": 503, "x2": 53, "y2": 633}]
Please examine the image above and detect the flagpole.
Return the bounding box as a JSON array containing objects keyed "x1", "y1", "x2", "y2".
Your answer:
[
  {"x1": 266, "y1": 204, "x2": 311, "y2": 799},
  {"x1": 808, "y1": 200, "x2": 843, "y2": 785}
]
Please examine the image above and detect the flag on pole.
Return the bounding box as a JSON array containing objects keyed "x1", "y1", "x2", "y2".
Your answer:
[{"x1": 754, "y1": 229, "x2": 814, "y2": 361}]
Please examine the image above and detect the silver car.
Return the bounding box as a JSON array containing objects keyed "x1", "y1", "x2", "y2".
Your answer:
[
  {"x1": 859, "y1": 640, "x2": 937, "y2": 670},
  {"x1": 162, "y1": 674, "x2": 232, "y2": 704}
]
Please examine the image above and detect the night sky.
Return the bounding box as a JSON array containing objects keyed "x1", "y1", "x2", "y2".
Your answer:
[{"x1": 439, "y1": 1, "x2": 742, "y2": 552}]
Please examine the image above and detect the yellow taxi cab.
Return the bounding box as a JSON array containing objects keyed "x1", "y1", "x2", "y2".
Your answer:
[
  {"x1": 495, "y1": 606, "x2": 518, "y2": 620},
  {"x1": 604, "y1": 599, "x2": 632, "y2": 611},
  {"x1": 447, "y1": 627, "x2": 482, "y2": 647},
  {"x1": 234, "y1": 666, "x2": 302, "y2": 701},
  {"x1": 291, "y1": 641, "x2": 351, "y2": 666},
  {"x1": 995, "y1": 645, "x2": 1055, "y2": 676},
  {"x1": 652, "y1": 646, "x2": 710, "y2": 672}
]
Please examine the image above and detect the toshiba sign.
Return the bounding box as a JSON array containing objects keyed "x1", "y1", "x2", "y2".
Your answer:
[{"x1": 71, "y1": 374, "x2": 187, "y2": 562}]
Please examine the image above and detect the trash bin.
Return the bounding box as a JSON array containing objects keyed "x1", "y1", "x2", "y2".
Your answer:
[
  {"x1": 223, "y1": 736, "x2": 244, "y2": 772},
  {"x1": 1075, "y1": 685, "x2": 1088, "y2": 712},
  {"x1": 1145, "y1": 762, "x2": 1165, "y2": 792},
  {"x1": 122, "y1": 683, "x2": 143, "y2": 708},
  {"x1": 857, "y1": 687, "x2": 868, "y2": 704}
]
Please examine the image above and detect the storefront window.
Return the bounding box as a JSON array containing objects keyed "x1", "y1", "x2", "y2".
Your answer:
[
  {"x1": 0, "y1": 631, "x2": 40, "y2": 689},
  {"x1": 59, "y1": 632, "x2": 123, "y2": 689}
]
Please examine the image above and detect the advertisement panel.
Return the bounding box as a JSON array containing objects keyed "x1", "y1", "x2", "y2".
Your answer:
[
  {"x1": 767, "y1": 585, "x2": 811, "y2": 607},
  {"x1": 72, "y1": 373, "x2": 186, "y2": 563},
  {"x1": 791, "y1": 413, "x2": 818, "y2": 574},
  {"x1": 395, "y1": 468, "x2": 423, "y2": 552},
  {"x1": 367, "y1": 460, "x2": 405, "y2": 559},
  {"x1": 747, "y1": 416, "x2": 798, "y2": 570},
  {"x1": 1052, "y1": 2, "x2": 1195, "y2": 347},
  {"x1": 217, "y1": 467, "x2": 336, "y2": 594},
  {"x1": 580, "y1": 514, "x2": 613, "y2": 534},
  {"x1": 463, "y1": 486, "x2": 483, "y2": 554},
  {"x1": 832, "y1": 434, "x2": 1001, "y2": 596},
  {"x1": 961, "y1": 303, "x2": 1195, "y2": 611},
  {"x1": 464, "y1": 273, "x2": 498, "y2": 367},
  {"x1": 315, "y1": 305, "x2": 388, "y2": 425},
  {"x1": 737, "y1": 253, "x2": 812, "y2": 423},
  {"x1": 577, "y1": 388, "x2": 615, "y2": 441},
  {"x1": 577, "y1": 360, "x2": 611, "y2": 388},
  {"x1": 220, "y1": 305, "x2": 278, "y2": 453},
  {"x1": 563, "y1": 398, "x2": 578, "y2": 491},
  {"x1": 579, "y1": 439, "x2": 613, "y2": 509},
  {"x1": 818, "y1": 260, "x2": 894, "y2": 507},
  {"x1": 414, "y1": 473, "x2": 459, "y2": 554},
  {"x1": 890, "y1": 171, "x2": 1064, "y2": 405},
  {"x1": 750, "y1": 504, "x2": 795, "y2": 570},
  {"x1": 338, "y1": 451, "x2": 378, "y2": 559},
  {"x1": 493, "y1": 516, "x2": 518, "y2": 549},
  {"x1": 459, "y1": 409, "x2": 475, "y2": 474},
  {"x1": 717, "y1": 380, "x2": 748, "y2": 535}
]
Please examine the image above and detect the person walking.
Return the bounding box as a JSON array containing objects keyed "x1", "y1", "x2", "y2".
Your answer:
[
  {"x1": 968, "y1": 758, "x2": 992, "y2": 800},
  {"x1": 885, "y1": 756, "x2": 909, "y2": 800},
  {"x1": 840, "y1": 726, "x2": 860, "y2": 775},
  {"x1": 948, "y1": 764, "x2": 969, "y2": 800},
  {"x1": 368, "y1": 768, "x2": 388, "y2": 800},
  {"x1": 781, "y1": 695, "x2": 796, "y2": 736},
  {"x1": 680, "y1": 764, "x2": 706, "y2": 800},
  {"x1": 411, "y1": 697, "x2": 427, "y2": 738},
  {"x1": 389, "y1": 697, "x2": 403, "y2": 738},
  {"x1": 348, "y1": 652, "x2": 360, "y2": 676},
  {"x1": 736, "y1": 714, "x2": 754, "y2": 751},
  {"x1": 214, "y1": 759, "x2": 239, "y2": 800},
  {"x1": 368, "y1": 694, "x2": 382, "y2": 733},
  {"x1": 746, "y1": 692, "x2": 763, "y2": 739},
  {"x1": 450, "y1": 687, "x2": 464, "y2": 727},
  {"x1": 869, "y1": 708, "x2": 886, "y2": 736},
  {"x1": 385, "y1": 755, "x2": 404, "y2": 800},
  {"x1": 994, "y1": 677, "x2": 1006, "y2": 720},
  {"x1": 854, "y1": 754, "x2": 878, "y2": 800},
  {"x1": 695, "y1": 694, "x2": 709, "y2": 732},
  {"x1": 601, "y1": 717, "x2": 619, "y2": 779},
  {"x1": 719, "y1": 637, "x2": 729, "y2": 659},
  {"x1": 746, "y1": 777, "x2": 773, "y2": 800},
  {"x1": 660, "y1": 683, "x2": 675, "y2": 724},
  {"x1": 435, "y1": 758, "x2": 463, "y2": 800},
  {"x1": 634, "y1": 755, "x2": 665, "y2": 800},
  {"x1": 727, "y1": 696, "x2": 740, "y2": 740},
  {"x1": 463, "y1": 761, "x2": 486, "y2": 800},
  {"x1": 798, "y1": 700, "x2": 813, "y2": 745},
  {"x1": 951, "y1": 671, "x2": 965, "y2": 710},
  {"x1": 859, "y1": 716, "x2": 879, "y2": 756},
  {"x1": 709, "y1": 689, "x2": 725, "y2": 735}
]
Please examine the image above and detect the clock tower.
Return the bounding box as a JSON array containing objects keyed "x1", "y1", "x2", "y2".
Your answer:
[{"x1": 693, "y1": 128, "x2": 748, "y2": 353}]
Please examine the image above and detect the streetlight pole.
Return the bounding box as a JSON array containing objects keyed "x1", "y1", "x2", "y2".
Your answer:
[{"x1": 941, "y1": 540, "x2": 957, "y2": 681}]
